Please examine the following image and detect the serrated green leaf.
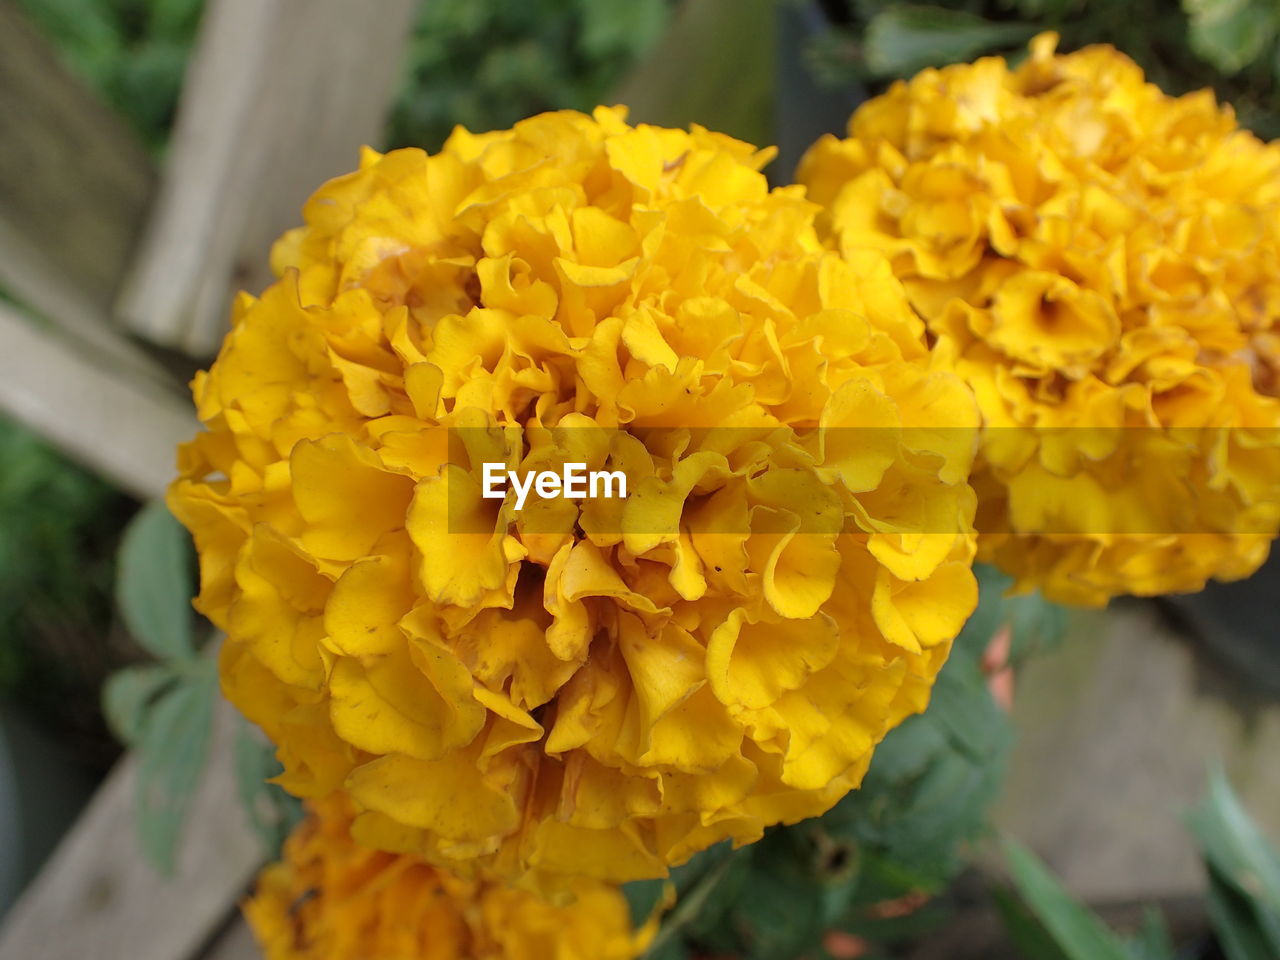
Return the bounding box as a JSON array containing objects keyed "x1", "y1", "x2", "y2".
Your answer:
[
  {"x1": 861, "y1": 711, "x2": 948, "y2": 783},
  {"x1": 136, "y1": 664, "x2": 215, "y2": 873},
  {"x1": 862, "y1": 5, "x2": 1036, "y2": 78},
  {"x1": 101, "y1": 662, "x2": 180, "y2": 746},
  {"x1": 116, "y1": 501, "x2": 195, "y2": 660},
  {"x1": 233, "y1": 718, "x2": 302, "y2": 857},
  {"x1": 734, "y1": 863, "x2": 825, "y2": 960},
  {"x1": 925, "y1": 664, "x2": 1010, "y2": 762},
  {"x1": 1006, "y1": 590, "x2": 1067, "y2": 664},
  {"x1": 1002, "y1": 838, "x2": 1133, "y2": 960},
  {"x1": 1184, "y1": 0, "x2": 1280, "y2": 75}
]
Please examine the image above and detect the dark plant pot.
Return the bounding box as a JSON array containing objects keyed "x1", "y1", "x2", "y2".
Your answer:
[
  {"x1": 0, "y1": 701, "x2": 98, "y2": 921},
  {"x1": 1163, "y1": 550, "x2": 1280, "y2": 702}
]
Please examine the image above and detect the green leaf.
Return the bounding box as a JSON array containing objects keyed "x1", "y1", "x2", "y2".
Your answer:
[
  {"x1": 233, "y1": 718, "x2": 303, "y2": 857},
  {"x1": 992, "y1": 888, "x2": 1075, "y2": 960},
  {"x1": 1006, "y1": 589, "x2": 1067, "y2": 664},
  {"x1": 954, "y1": 563, "x2": 1013, "y2": 658},
  {"x1": 647, "y1": 848, "x2": 738, "y2": 957},
  {"x1": 1127, "y1": 906, "x2": 1175, "y2": 960},
  {"x1": 958, "y1": 564, "x2": 1064, "y2": 667},
  {"x1": 734, "y1": 861, "x2": 825, "y2": 960},
  {"x1": 862, "y1": 5, "x2": 1037, "y2": 78},
  {"x1": 116, "y1": 501, "x2": 195, "y2": 660},
  {"x1": 135, "y1": 663, "x2": 216, "y2": 873},
  {"x1": 681, "y1": 851, "x2": 752, "y2": 945},
  {"x1": 925, "y1": 663, "x2": 1009, "y2": 762},
  {"x1": 1207, "y1": 865, "x2": 1279, "y2": 960},
  {"x1": 623, "y1": 878, "x2": 667, "y2": 930},
  {"x1": 816, "y1": 615, "x2": 1014, "y2": 900},
  {"x1": 1184, "y1": 0, "x2": 1280, "y2": 75},
  {"x1": 1002, "y1": 838, "x2": 1134, "y2": 960},
  {"x1": 1187, "y1": 768, "x2": 1280, "y2": 952},
  {"x1": 101, "y1": 662, "x2": 180, "y2": 746}
]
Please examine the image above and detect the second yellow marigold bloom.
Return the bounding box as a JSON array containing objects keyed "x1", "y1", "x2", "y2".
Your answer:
[{"x1": 800, "y1": 35, "x2": 1280, "y2": 606}]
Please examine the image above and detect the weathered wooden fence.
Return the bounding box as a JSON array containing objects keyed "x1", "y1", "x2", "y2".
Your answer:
[{"x1": 0, "y1": 1, "x2": 416, "y2": 956}]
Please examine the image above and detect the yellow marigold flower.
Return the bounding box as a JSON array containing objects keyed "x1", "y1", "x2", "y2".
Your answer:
[
  {"x1": 245, "y1": 797, "x2": 649, "y2": 960},
  {"x1": 169, "y1": 106, "x2": 978, "y2": 890},
  {"x1": 799, "y1": 34, "x2": 1280, "y2": 606}
]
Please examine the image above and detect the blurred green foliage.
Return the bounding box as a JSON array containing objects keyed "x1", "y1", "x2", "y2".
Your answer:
[
  {"x1": 810, "y1": 0, "x2": 1280, "y2": 137},
  {"x1": 0, "y1": 418, "x2": 129, "y2": 751},
  {"x1": 0, "y1": 417, "x2": 122, "y2": 686},
  {"x1": 388, "y1": 0, "x2": 673, "y2": 150},
  {"x1": 14, "y1": 0, "x2": 202, "y2": 151},
  {"x1": 1000, "y1": 768, "x2": 1280, "y2": 960},
  {"x1": 15, "y1": 0, "x2": 673, "y2": 155}
]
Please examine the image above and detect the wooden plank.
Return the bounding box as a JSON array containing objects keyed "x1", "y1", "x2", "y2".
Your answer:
[
  {"x1": 0, "y1": 699, "x2": 262, "y2": 960},
  {"x1": 200, "y1": 917, "x2": 260, "y2": 960},
  {"x1": 115, "y1": 0, "x2": 420, "y2": 358},
  {"x1": 0, "y1": 2, "x2": 169, "y2": 383},
  {"x1": 991, "y1": 601, "x2": 1280, "y2": 902},
  {"x1": 0, "y1": 303, "x2": 195, "y2": 502}
]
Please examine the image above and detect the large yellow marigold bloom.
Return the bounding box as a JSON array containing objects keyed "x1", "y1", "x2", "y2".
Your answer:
[
  {"x1": 169, "y1": 106, "x2": 978, "y2": 890},
  {"x1": 245, "y1": 797, "x2": 648, "y2": 960},
  {"x1": 799, "y1": 35, "x2": 1280, "y2": 606}
]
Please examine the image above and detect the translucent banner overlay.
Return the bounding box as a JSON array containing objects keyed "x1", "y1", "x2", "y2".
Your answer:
[{"x1": 435, "y1": 425, "x2": 1280, "y2": 536}]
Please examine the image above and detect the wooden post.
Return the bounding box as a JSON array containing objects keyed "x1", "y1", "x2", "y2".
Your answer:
[
  {"x1": 115, "y1": 0, "x2": 421, "y2": 358},
  {"x1": 0, "y1": 304, "x2": 195, "y2": 502}
]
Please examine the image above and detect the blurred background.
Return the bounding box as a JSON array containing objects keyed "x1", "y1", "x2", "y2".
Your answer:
[{"x1": 2, "y1": 1, "x2": 1280, "y2": 959}]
